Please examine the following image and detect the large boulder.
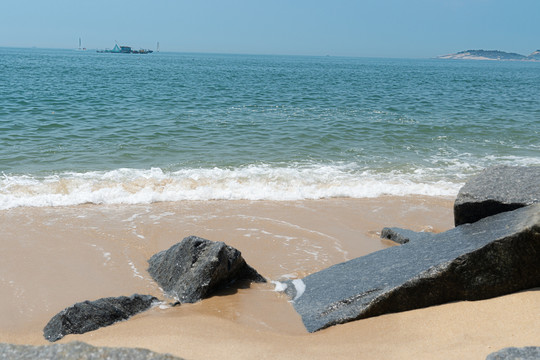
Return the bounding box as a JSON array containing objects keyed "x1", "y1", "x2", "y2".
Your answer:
[
  {"x1": 280, "y1": 204, "x2": 540, "y2": 332},
  {"x1": 0, "y1": 341, "x2": 184, "y2": 360},
  {"x1": 147, "y1": 236, "x2": 266, "y2": 303},
  {"x1": 486, "y1": 346, "x2": 540, "y2": 360},
  {"x1": 44, "y1": 294, "x2": 158, "y2": 342},
  {"x1": 454, "y1": 166, "x2": 540, "y2": 226}
]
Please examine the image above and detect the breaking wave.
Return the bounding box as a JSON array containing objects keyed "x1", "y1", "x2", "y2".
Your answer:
[{"x1": 0, "y1": 164, "x2": 462, "y2": 210}]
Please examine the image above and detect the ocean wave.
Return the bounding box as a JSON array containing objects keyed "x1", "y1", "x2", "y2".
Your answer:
[{"x1": 0, "y1": 165, "x2": 463, "y2": 209}]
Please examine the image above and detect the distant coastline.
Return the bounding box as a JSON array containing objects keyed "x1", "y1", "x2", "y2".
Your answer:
[{"x1": 437, "y1": 49, "x2": 540, "y2": 61}]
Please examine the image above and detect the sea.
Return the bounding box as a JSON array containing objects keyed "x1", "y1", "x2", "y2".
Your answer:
[{"x1": 1, "y1": 47, "x2": 539, "y2": 210}]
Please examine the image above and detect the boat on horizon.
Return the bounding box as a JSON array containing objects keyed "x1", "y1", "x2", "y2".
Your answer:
[{"x1": 97, "y1": 43, "x2": 153, "y2": 54}]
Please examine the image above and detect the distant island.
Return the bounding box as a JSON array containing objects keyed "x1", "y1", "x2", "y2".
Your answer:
[{"x1": 438, "y1": 49, "x2": 540, "y2": 61}]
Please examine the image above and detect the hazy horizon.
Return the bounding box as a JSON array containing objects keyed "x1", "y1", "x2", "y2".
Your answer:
[
  {"x1": 3, "y1": 45, "x2": 540, "y2": 60},
  {"x1": 1, "y1": 0, "x2": 539, "y2": 58}
]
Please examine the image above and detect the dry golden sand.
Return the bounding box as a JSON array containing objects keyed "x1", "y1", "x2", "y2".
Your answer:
[{"x1": 0, "y1": 197, "x2": 538, "y2": 359}]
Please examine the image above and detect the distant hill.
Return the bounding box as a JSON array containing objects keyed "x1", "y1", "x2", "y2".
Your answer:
[
  {"x1": 528, "y1": 50, "x2": 540, "y2": 60},
  {"x1": 438, "y1": 49, "x2": 540, "y2": 61}
]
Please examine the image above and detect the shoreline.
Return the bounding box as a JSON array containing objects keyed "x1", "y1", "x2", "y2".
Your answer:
[{"x1": 1, "y1": 195, "x2": 538, "y2": 359}]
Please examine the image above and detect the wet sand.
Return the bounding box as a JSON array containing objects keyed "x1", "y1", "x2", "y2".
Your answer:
[{"x1": 1, "y1": 196, "x2": 538, "y2": 359}]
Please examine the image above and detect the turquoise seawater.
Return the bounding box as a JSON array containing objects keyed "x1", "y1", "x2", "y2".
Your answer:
[{"x1": 1, "y1": 48, "x2": 539, "y2": 208}]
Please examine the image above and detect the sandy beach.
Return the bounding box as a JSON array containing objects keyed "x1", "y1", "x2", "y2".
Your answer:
[{"x1": 1, "y1": 196, "x2": 538, "y2": 359}]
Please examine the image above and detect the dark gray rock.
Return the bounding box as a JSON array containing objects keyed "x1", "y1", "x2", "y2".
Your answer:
[
  {"x1": 454, "y1": 166, "x2": 540, "y2": 226},
  {"x1": 147, "y1": 236, "x2": 266, "y2": 303},
  {"x1": 0, "y1": 341, "x2": 184, "y2": 360},
  {"x1": 281, "y1": 204, "x2": 540, "y2": 332},
  {"x1": 380, "y1": 227, "x2": 435, "y2": 244},
  {"x1": 486, "y1": 346, "x2": 540, "y2": 360},
  {"x1": 43, "y1": 294, "x2": 158, "y2": 342}
]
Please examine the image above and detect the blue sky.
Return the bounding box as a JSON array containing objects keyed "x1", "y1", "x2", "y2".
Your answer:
[{"x1": 1, "y1": 0, "x2": 538, "y2": 58}]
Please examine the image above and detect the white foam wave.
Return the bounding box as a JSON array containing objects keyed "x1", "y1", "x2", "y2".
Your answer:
[
  {"x1": 272, "y1": 281, "x2": 288, "y2": 292},
  {"x1": 483, "y1": 155, "x2": 540, "y2": 166},
  {"x1": 0, "y1": 165, "x2": 462, "y2": 210},
  {"x1": 291, "y1": 279, "x2": 306, "y2": 301}
]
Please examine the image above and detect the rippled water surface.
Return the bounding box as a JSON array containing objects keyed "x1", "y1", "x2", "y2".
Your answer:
[{"x1": 1, "y1": 48, "x2": 539, "y2": 207}]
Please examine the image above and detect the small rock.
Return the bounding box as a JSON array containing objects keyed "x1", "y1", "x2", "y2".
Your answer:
[
  {"x1": 43, "y1": 294, "x2": 158, "y2": 342},
  {"x1": 380, "y1": 227, "x2": 435, "y2": 244},
  {"x1": 486, "y1": 346, "x2": 540, "y2": 360},
  {"x1": 147, "y1": 236, "x2": 266, "y2": 303},
  {"x1": 0, "y1": 341, "x2": 184, "y2": 360}
]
